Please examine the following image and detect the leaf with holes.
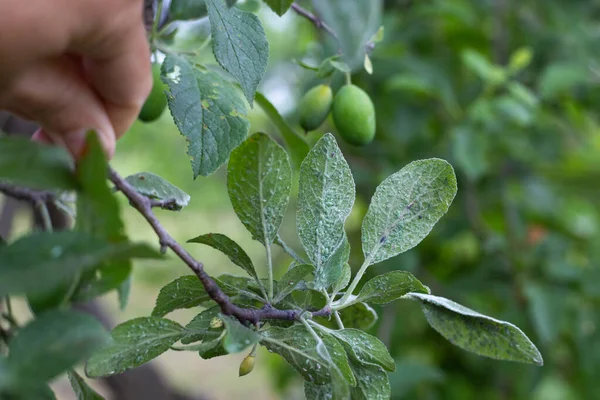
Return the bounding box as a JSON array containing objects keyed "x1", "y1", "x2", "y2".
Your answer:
[
  {"x1": 161, "y1": 55, "x2": 249, "y2": 178},
  {"x1": 297, "y1": 134, "x2": 354, "y2": 289},
  {"x1": 405, "y1": 293, "x2": 543, "y2": 365},
  {"x1": 207, "y1": 0, "x2": 269, "y2": 103},
  {"x1": 227, "y1": 133, "x2": 291, "y2": 246},
  {"x1": 85, "y1": 317, "x2": 186, "y2": 377},
  {"x1": 362, "y1": 159, "x2": 457, "y2": 266},
  {"x1": 125, "y1": 172, "x2": 190, "y2": 210}
]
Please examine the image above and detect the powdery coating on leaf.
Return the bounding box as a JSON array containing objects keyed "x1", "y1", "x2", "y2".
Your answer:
[
  {"x1": 339, "y1": 302, "x2": 378, "y2": 330},
  {"x1": 349, "y1": 359, "x2": 391, "y2": 400},
  {"x1": 227, "y1": 133, "x2": 292, "y2": 245},
  {"x1": 362, "y1": 158, "x2": 457, "y2": 266},
  {"x1": 188, "y1": 233, "x2": 258, "y2": 282},
  {"x1": 85, "y1": 317, "x2": 185, "y2": 377},
  {"x1": 355, "y1": 270, "x2": 430, "y2": 305},
  {"x1": 332, "y1": 263, "x2": 351, "y2": 295},
  {"x1": 330, "y1": 329, "x2": 395, "y2": 372},
  {"x1": 125, "y1": 172, "x2": 190, "y2": 210},
  {"x1": 151, "y1": 275, "x2": 209, "y2": 317},
  {"x1": 207, "y1": 0, "x2": 269, "y2": 104},
  {"x1": 297, "y1": 133, "x2": 355, "y2": 288},
  {"x1": 261, "y1": 325, "x2": 355, "y2": 386},
  {"x1": 274, "y1": 264, "x2": 315, "y2": 304},
  {"x1": 182, "y1": 306, "x2": 222, "y2": 344},
  {"x1": 161, "y1": 55, "x2": 249, "y2": 178},
  {"x1": 405, "y1": 293, "x2": 544, "y2": 366},
  {"x1": 221, "y1": 315, "x2": 262, "y2": 353}
]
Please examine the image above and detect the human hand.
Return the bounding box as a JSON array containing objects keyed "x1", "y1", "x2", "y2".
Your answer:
[{"x1": 0, "y1": 0, "x2": 152, "y2": 159}]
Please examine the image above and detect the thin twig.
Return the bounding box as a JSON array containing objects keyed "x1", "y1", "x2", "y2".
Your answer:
[
  {"x1": 291, "y1": 3, "x2": 337, "y2": 39},
  {"x1": 0, "y1": 182, "x2": 55, "y2": 206},
  {"x1": 108, "y1": 167, "x2": 331, "y2": 324}
]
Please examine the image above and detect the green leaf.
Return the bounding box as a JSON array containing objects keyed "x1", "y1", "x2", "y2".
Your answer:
[
  {"x1": 330, "y1": 329, "x2": 394, "y2": 372},
  {"x1": 152, "y1": 275, "x2": 209, "y2": 317},
  {"x1": 182, "y1": 306, "x2": 223, "y2": 344},
  {"x1": 125, "y1": 172, "x2": 190, "y2": 211},
  {"x1": 227, "y1": 133, "x2": 292, "y2": 245},
  {"x1": 169, "y1": 0, "x2": 208, "y2": 21},
  {"x1": 0, "y1": 136, "x2": 77, "y2": 190},
  {"x1": 68, "y1": 370, "x2": 105, "y2": 400},
  {"x1": 461, "y1": 49, "x2": 506, "y2": 85},
  {"x1": 304, "y1": 381, "x2": 332, "y2": 400},
  {"x1": 85, "y1": 317, "x2": 186, "y2": 377},
  {"x1": 215, "y1": 274, "x2": 266, "y2": 302},
  {"x1": 161, "y1": 55, "x2": 249, "y2": 178},
  {"x1": 73, "y1": 132, "x2": 130, "y2": 305},
  {"x1": 313, "y1": 0, "x2": 382, "y2": 69},
  {"x1": 188, "y1": 233, "x2": 261, "y2": 287},
  {"x1": 7, "y1": 310, "x2": 109, "y2": 382},
  {"x1": 332, "y1": 263, "x2": 351, "y2": 295},
  {"x1": 353, "y1": 271, "x2": 429, "y2": 305},
  {"x1": 451, "y1": 125, "x2": 490, "y2": 181},
  {"x1": 261, "y1": 325, "x2": 354, "y2": 386},
  {"x1": 274, "y1": 264, "x2": 315, "y2": 304},
  {"x1": 221, "y1": 315, "x2": 261, "y2": 353},
  {"x1": 297, "y1": 134, "x2": 355, "y2": 289},
  {"x1": 349, "y1": 359, "x2": 390, "y2": 400},
  {"x1": 206, "y1": 0, "x2": 269, "y2": 103},
  {"x1": 405, "y1": 293, "x2": 543, "y2": 365},
  {"x1": 361, "y1": 159, "x2": 457, "y2": 266},
  {"x1": 1, "y1": 384, "x2": 57, "y2": 400},
  {"x1": 0, "y1": 231, "x2": 159, "y2": 297},
  {"x1": 117, "y1": 275, "x2": 132, "y2": 311},
  {"x1": 254, "y1": 92, "x2": 310, "y2": 170},
  {"x1": 339, "y1": 302, "x2": 377, "y2": 330},
  {"x1": 264, "y1": 0, "x2": 293, "y2": 16}
]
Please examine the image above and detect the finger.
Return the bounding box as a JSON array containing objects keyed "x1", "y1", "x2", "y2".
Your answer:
[
  {"x1": 1, "y1": 57, "x2": 116, "y2": 159},
  {"x1": 72, "y1": 0, "x2": 152, "y2": 138}
]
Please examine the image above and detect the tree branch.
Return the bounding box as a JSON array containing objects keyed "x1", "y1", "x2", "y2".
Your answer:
[
  {"x1": 108, "y1": 167, "x2": 331, "y2": 324},
  {"x1": 0, "y1": 182, "x2": 55, "y2": 206},
  {"x1": 291, "y1": 3, "x2": 337, "y2": 39}
]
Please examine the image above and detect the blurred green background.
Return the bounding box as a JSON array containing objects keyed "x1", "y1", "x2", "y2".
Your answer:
[{"x1": 14, "y1": 0, "x2": 600, "y2": 398}]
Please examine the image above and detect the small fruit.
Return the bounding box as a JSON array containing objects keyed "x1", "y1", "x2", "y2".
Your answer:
[
  {"x1": 138, "y1": 63, "x2": 167, "y2": 123},
  {"x1": 298, "y1": 84, "x2": 333, "y2": 132},
  {"x1": 238, "y1": 354, "x2": 256, "y2": 377},
  {"x1": 332, "y1": 84, "x2": 376, "y2": 146}
]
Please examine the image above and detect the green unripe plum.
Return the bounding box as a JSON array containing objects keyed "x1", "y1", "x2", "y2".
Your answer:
[
  {"x1": 332, "y1": 84, "x2": 376, "y2": 146},
  {"x1": 138, "y1": 63, "x2": 167, "y2": 123},
  {"x1": 298, "y1": 84, "x2": 333, "y2": 132}
]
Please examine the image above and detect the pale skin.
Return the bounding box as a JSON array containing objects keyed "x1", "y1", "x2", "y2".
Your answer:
[{"x1": 0, "y1": 0, "x2": 152, "y2": 159}]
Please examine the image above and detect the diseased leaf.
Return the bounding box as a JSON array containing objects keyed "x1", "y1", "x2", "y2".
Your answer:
[
  {"x1": 8, "y1": 310, "x2": 109, "y2": 382},
  {"x1": 330, "y1": 329, "x2": 394, "y2": 372},
  {"x1": 264, "y1": 0, "x2": 293, "y2": 16},
  {"x1": 68, "y1": 370, "x2": 105, "y2": 400},
  {"x1": 254, "y1": 92, "x2": 310, "y2": 169},
  {"x1": 339, "y1": 302, "x2": 377, "y2": 330},
  {"x1": 362, "y1": 159, "x2": 457, "y2": 266},
  {"x1": 261, "y1": 325, "x2": 354, "y2": 386},
  {"x1": 313, "y1": 0, "x2": 382, "y2": 70},
  {"x1": 182, "y1": 306, "x2": 223, "y2": 344},
  {"x1": 215, "y1": 274, "x2": 266, "y2": 302},
  {"x1": 221, "y1": 315, "x2": 262, "y2": 353},
  {"x1": 152, "y1": 275, "x2": 209, "y2": 317},
  {"x1": 332, "y1": 263, "x2": 351, "y2": 295},
  {"x1": 405, "y1": 293, "x2": 543, "y2": 365},
  {"x1": 188, "y1": 233, "x2": 261, "y2": 287},
  {"x1": 349, "y1": 359, "x2": 391, "y2": 400},
  {"x1": 161, "y1": 55, "x2": 249, "y2": 177},
  {"x1": 0, "y1": 231, "x2": 159, "y2": 298},
  {"x1": 206, "y1": 0, "x2": 269, "y2": 103},
  {"x1": 304, "y1": 381, "x2": 332, "y2": 400},
  {"x1": 353, "y1": 271, "x2": 429, "y2": 305},
  {"x1": 274, "y1": 264, "x2": 315, "y2": 304},
  {"x1": 297, "y1": 134, "x2": 355, "y2": 289},
  {"x1": 227, "y1": 133, "x2": 292, "y2": 245},
  {"x1": 85, "y1": 317, "x2": 186, "y2": 377},
  {"x1": 125, "y1": 172, "x2": 190, "y2": 211},
  {"x1": 0, "y1": 136, "x2": 77, "y2": 190}
]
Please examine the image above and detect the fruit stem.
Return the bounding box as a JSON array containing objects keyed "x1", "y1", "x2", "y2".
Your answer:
[
  {"x1": 345, "y1": 72, "x2": 352, "y2": 86},
  {"x1": 151, "y1": 0, "x2": 164, "y2": 48}
]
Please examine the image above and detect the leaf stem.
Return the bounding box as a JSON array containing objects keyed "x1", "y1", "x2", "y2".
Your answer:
[
  {"x1": 151, "y1": 0, "x2": 164, "y2": 47},
  {"x1": 333, "y1": 311, "x2": 344, "y2": 329},
  {"x1": 266, "y1": 243, "x2": 274, "y2": 302},
  {"x1": 37, "y1": 202, "x2": 53, "y2": 232},
  {"x1": 338, "y1": 256, "x2": 372, "y2": 306},
  {"x1": 290, "y1": 3, "x2": 337, "y2": 39},
  {"x1": 275, "y1": 234, "x2": 308, "y2": 264}
]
